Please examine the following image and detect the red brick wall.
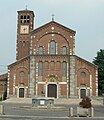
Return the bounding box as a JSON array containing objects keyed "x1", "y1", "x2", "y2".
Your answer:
[
  {"x1": 60, "y1": 84, "x2": 67, "y2": 96},
  {"x1": 75, "y1": 56, "x2": 97, "y2": 96},
  {"x1": 7, "y1": 14, "x2": 98, "y2": 98},
  {"x1": 31, "y1": 22, "x2": 75, "y2": 56},
  {"x1": 38, "y1": 84, "x2": 44, "y2": 96},
  {"x1": 8, "y1": 57, "x2": 29, "y2": 96},
  {"x1": 0, "y1": 74, "x2": 7, "y2": 97}
]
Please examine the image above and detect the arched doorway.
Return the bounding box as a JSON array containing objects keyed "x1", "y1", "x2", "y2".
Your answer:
[
  {"x1": 19, "y1": 88, "x2": 24, "y2": 98},
  {"x1": 80, "y1": 89, "x2": 86, "y2": 98},
  {"x1": 47, "y1": 84, "x2": 57, "y2": 98}
]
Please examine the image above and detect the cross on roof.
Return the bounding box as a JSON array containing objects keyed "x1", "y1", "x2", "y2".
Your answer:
[
  {"x1": 25, "y1": 5, "x2": 27, "y2": 10},
  {"x1": 52, "y1": 14, "x2": 55, "y2": 21}
]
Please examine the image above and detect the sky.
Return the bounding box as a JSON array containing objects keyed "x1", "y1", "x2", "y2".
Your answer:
[{"x1": 0, "y1": 0, "x2": 104, "y2": 74}]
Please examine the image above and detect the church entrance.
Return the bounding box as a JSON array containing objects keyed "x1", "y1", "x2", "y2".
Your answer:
[
  {"x1": 47, "y1": 84, "x2": 57, "y2": 98},
  {"x1": 19, "y1": 88, "x2": 24, "y2": 98},
  {"x1": 80, "y1": 89, "x2": 86, "y2": 98}
]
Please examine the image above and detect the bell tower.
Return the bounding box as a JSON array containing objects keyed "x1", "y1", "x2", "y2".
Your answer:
[{"x1": 16, "y1": 9, "x2": 34, "y2": 60}]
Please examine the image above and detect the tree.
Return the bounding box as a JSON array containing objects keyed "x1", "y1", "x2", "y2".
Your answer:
[{"x1": 93, "y1": 49, "x2": 104, "y2": 95}]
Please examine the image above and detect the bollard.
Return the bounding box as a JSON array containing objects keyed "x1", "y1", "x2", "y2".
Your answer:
[
  {"x1": 91, "y1": 107, "x2": 94, "y2": 117},
  {"x1": 69, "y1": 107, "x2": 73, "y2": 117},
  {"x1": 0, "y1": 105, "x2": 4, "y2": 115}
]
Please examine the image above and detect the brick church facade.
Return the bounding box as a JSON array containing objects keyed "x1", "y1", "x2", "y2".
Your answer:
[{"x1": 7, "y1": 9, "x2": 98, "y2": 98}]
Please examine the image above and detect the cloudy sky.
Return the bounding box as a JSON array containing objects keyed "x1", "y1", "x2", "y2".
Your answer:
[{"x1": 0, "y1": 0, "x2": 104, "y2": 74}]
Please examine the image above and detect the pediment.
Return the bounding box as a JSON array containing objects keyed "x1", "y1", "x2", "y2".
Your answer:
[{"x1": 31, "y1": 21, "x2": 76, "y2": 36}]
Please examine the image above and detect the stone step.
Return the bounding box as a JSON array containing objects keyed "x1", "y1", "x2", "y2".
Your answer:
[{"x1": 2, "y1": 98, "x2": 102, "y2": 105}]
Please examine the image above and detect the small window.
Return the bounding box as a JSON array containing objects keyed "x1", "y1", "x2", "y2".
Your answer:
[
  {"x1": 20, "y1": 71, "x2": 25, "y2": 77},
  {"x1": 27, "y1": 16, "x2": 30, "y2": 19},
  {"x1": 27, "y1": 20, "x2": 30, "y2": 23},
  {"x1": 24, "y1": 20, "x2": 26, "y2": 23},
  {"x1": 21, "y1": 19, "x2": 24, "y2": 23},
  {"x1": 20, "y1": 15, "x2": 30, "y2": 23},
  {"x1": 20, "y1": 16, "x2": 23, "y2": 19},
  {"x1": 27, "y1": 16, "x2": 30, "y2": 23},
  {"x1": 62, "y1": 46, "x2": 67, "y2": 55},
  {"x1": 23, "y1": 41, "x2": 26, "y2": 47},
  {"x1": 39, "y1": 47, "x2": 43, "y2": 55},
  {"x1": 80, "y1": 71, "x2": 86, "y2": 77},
  {"x1": 24, "y1": 15, "x2": 26, "y2": 19}
]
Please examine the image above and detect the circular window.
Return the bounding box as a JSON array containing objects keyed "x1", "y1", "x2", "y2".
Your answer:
[
  {"x1": 20, "y1": 71, "x2": 25, "y2": 77},
  {"x1": 80, "y1": 71, "x2": 86, "y2": 77}
]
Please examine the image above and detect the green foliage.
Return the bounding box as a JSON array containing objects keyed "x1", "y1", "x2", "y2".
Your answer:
[
  {"x1": 93, "y1": 49, "x2": 104, "y2": 95},
  {"x1": 0, "y1": 97, "x2": 2, "y2": 101}
]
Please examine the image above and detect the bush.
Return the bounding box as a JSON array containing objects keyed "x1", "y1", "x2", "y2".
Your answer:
[
  {"x1": 79, "y1": 96, "x2": 92, "y2": 108},
  {"x1": 0, "y1": 97, "x2": 2, "y2": 101}
]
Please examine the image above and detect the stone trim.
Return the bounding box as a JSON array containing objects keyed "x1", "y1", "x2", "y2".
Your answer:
[
  {"x1": 70, "y1": 56, "x2": 76, "y2": 97},
  {"x1": 96, "y1": 69, "x2": 98, "y2": 96},
  {"x1": 90, "y1": 74, "x2": 92, "y2": 96},
  {"x1": 29, "y1": 56, "x2": 35, "y2": 96}
]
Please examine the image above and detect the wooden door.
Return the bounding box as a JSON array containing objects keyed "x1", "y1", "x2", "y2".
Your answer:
[
  {"x1": 19, "y1": 88, "x2": 24, "y2": 98},
  {"x1": 80, "y1": 89, "x2": 86, "y2": 98},
  {"x1": 48, "y1": 84, "x2": 57, "y2": 98}
]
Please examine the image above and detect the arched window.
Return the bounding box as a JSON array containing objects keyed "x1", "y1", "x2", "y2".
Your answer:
[
  {"x1": 23, "y1": 41, "x2": 26, "y2": 47},
  {"x1": 49, "y1": 40, "x2": 56, "y2": 55},
  {"x1": 39, "y1": 46, "x2": 43, "y2": 55},
  {"x1": 62, "y1": 46, "x2": 67, "y2": 55},
  {"x1": 38, "y1": 61, "x2": 43, "y2": 76},
  {"x1": 62, "y1": 61, "x2": 67, "y2": 77}
]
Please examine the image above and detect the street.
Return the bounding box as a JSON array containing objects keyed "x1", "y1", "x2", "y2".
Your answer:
[
  {"x1": 1, "y1": 116, "x2": 104, "y2": 120},
  {"x1": 0, "y1": 102, "x2": 104, "y2": 120}
]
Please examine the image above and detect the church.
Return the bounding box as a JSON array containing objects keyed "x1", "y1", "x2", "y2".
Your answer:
[{"x1": 7, "y1": 8, "x2": 98, "y2": 99}]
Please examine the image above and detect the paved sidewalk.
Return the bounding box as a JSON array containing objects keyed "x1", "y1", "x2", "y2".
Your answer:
[
  {"x1": 2, "y1": 98, "x2": 103, "y2": 105},
  {"x1": 1, "y1": 115, "x2": 104, "y2": 120}
]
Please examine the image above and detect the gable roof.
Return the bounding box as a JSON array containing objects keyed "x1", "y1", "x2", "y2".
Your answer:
[
  {"x1": 17, "y1": 9, "x2": 35, "y2": 17},
  {"x1": 0, "y1": 73, "x2": 8, "y2": 81},
  {"x1": 31, "y1": 21, "x2": 76, "y2": 34},
  {"x1": 75, "y1": 55, "x2": 98, "y2": 69},
  {"x1": 8, "y1": 55, "x2": 30, "y2": 68}
]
